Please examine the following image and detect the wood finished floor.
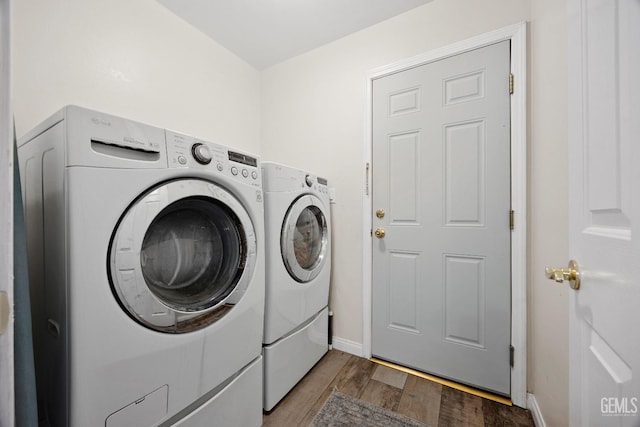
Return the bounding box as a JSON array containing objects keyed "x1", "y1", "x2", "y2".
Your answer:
[{"x1": 262, "y1": 350, "x2": 534, "y2": 427}]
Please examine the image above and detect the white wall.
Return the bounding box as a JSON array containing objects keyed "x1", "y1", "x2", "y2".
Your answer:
[
  {"x1": 528, "y1": 0, "x2": 569, "y2": 425},
  {"x1": 262, "y1": 0, "x2": 569, "y2": 424},
  {"x1": 262, "y1": 0, "x2": 530, "y2": 356},
  {"x1": 12, "y1": 0, "x2": 261, "y2": 154}
]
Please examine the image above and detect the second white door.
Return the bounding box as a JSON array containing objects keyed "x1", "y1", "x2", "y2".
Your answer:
[{"x1": 371, "y1": 40, "x2": 512, "y2": 395}]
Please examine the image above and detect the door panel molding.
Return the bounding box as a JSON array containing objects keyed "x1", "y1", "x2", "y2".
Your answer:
[{"x1": 362, "y1": 21, "x2": 527, "y2": 407}]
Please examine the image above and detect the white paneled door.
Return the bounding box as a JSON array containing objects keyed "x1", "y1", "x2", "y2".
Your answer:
[
  {"x1": 371, "y1": 41, "x2": 512, "y2": 395},
  {"x1": 567, "y1": 0, "x2": 640, "y2": 425}
]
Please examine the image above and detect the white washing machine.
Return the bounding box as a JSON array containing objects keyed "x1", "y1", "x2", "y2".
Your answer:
[
  {"x1": 261, "y1": 161, "x2": 331, "y2": 411},
  {"x1": 18, "y1": 106, "x2": 265, "y2": 427}
]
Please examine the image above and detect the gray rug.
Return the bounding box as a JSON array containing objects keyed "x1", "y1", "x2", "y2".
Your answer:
[{"x1": 311, "y1": 391, "x2": 428, "y2": 427}]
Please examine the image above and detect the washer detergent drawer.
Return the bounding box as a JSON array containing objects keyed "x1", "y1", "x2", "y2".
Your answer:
[
  {"x1": 105, "y1": 385, "x2": 168, "y2": 427},
  {"x1": 263, "y1": 307, "x2": 328, "y2": 411}
]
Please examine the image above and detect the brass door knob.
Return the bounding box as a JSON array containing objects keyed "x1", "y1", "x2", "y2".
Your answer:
[
  {"x1": 374, "y1": 228, "x2": 385, "y2": 238},
  {"x1": 545, "y1": 260, "x2": 580, "y2": 290}
]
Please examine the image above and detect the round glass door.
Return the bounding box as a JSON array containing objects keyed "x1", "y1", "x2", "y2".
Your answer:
[
  {"x1": 140, "y1": 198, "x2": 244, "y2": 312},
  {"x1": 109, "y1": 179, "x2": 256, "y2": 333},
  {"x1": 281, "y1": 195, "x2": 329, "y2": 283}
]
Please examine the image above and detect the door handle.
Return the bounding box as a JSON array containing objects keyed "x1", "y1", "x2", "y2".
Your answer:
[
  {"x1": 374, "y1": 228, "x2": 385, "y2": 238},
  {"x1": 545, "y1": 260, "x2": 580, "y2": 290}
]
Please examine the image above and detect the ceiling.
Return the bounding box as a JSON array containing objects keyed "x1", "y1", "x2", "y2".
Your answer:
[{"x1": 157, "y1": 0, "x2": 433, "y2": 70}]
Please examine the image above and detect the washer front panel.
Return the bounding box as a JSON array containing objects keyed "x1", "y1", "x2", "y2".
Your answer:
[
  {"x1": 109, "y1": 178, "x2": 257, "y2": 332},
  {"x1": 280, "y1": 194, "x2": 329, "y2": 283}
]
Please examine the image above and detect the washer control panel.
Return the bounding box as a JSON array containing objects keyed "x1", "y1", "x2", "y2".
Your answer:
[{"x1": 166, "y1": 130, "x2": 261, "y2": 187}]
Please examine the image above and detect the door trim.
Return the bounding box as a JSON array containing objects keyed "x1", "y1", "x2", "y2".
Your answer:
[
  {"x1": 0, "y1": 0, "x2": 14, "y2": 424},
  {"x1": 361, "y1": 22, "x2": 527, "y2": 407}
]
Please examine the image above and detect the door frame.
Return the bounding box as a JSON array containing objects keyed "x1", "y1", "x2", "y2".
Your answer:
[
  {"x1": 0, "y1": 0, "x2": 14, "y2": 424},
  {"x1": 361, "y1": 22, "x2": 527, "y2": 407}
]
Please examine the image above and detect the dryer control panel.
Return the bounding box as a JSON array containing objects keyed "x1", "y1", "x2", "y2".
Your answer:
[
  {"x1": 300, "y1": 173, "x2": 329, "y2": 197},
  {"x1": 165, "y1": 130, "x2": 261, "y2": 187}
]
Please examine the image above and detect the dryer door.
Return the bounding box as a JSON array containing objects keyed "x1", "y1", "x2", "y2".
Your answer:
[
  {"x1": 108, "y1": 179, "x2": 257, "y2": 333},
  {"x1": 281, "y1": 194, "x2": 329, "y2": 283}
]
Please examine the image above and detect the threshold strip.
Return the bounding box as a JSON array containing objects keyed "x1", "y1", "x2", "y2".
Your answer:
[{"x1": 370, "y1": 358, "x2": 512, "y2": 406}]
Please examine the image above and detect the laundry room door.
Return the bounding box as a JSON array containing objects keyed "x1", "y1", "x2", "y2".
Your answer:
[
  {"x1": 371, "y1": 41, "x2": 512, "y2": 395},
  {"x1": 566, "y1": 0, "x2": 640, "y2": 425}
]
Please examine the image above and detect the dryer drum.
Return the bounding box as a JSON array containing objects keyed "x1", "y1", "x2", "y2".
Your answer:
[
  {"x1": 281, "y1": 194, "x2": 328, "y2": 283},
  {"x1": 291, "y1": 206, "x2": 324, "y2": 269}
]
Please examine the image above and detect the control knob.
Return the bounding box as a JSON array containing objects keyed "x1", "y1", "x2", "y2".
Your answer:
[
  {"x1": 192, "y1": 143, "x2": 212, "y2": 165},
  {"x1": 305, "y1": 174, "x2": 313, "y2": 187}
]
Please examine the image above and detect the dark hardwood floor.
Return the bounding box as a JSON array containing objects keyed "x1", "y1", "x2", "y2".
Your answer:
[{"x1": 262, "y1": 350, "x2": 534, "y2": 427}]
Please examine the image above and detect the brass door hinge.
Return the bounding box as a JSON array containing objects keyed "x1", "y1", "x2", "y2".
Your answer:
[
  {"x1": 0, "y1": 292, "x2": 9, "y2": 335},
  {"x1": 365, "y1": 162, "x2": 370, "y2": 196},
  {"x1": 509, "y1": 74, "x2": 514, "y2": 95},
  {"x1": 509, "y1": 210, "x2": 515, "y2": 230},
  {"x1": 510, "y1": 345, "x2": 515, "y2": 367}
]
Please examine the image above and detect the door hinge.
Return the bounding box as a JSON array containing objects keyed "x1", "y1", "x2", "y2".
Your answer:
[
  {"x1": 509, "y1": 73, "x2": 514, "y2": 94},
  {"x1": 365, "y1": 162, "x2": 370, "y2": 196},
  {"x1": 510, "y1": 345, "x2": 515, "y2": 367},
  {"x1": 509, "y1": 210, "x2": 515, "y2": 230},
  {"x1": 0, "y1": 291, "x2": 9, "y2": 336}
]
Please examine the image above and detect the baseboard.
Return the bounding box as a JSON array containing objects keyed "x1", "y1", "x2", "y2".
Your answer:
[
  {"x1": 331, "y1": 336, "x2": 363, "y2": 357},
  {"x1": 527, "y1": 393, "x2": 547, "y2": 427}
]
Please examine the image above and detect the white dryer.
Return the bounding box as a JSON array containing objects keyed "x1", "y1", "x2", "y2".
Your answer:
[
  {"x1": 261, "y1": 161, "x2": 331, "y2": 411},
  {"x1": 18, "y1": 106, "x2": 265, "y2": 427}
]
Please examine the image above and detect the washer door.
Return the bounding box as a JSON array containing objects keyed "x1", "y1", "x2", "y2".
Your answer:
[
  {"x1": 109, "y1": 179, "x2": 256, "y2": 333},
  {"x1": 281, "y1": 194, "x2": 329, "y2": 283}
]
